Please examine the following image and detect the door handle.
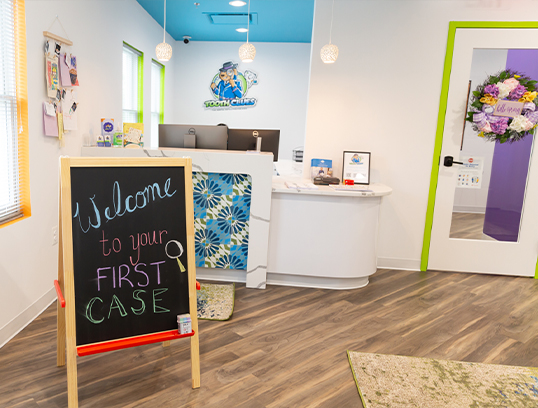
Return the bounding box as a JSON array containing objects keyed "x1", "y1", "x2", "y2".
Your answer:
[{"x1": 443, "y1": 156, "x2": 463, "y2": 167}]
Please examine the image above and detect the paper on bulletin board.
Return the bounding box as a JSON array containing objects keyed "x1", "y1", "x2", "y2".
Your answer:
[
  {"x1": 43, "y1": 102, "x2": 58, "y2": 137},
  {"x1": 60, "y1": 53, "x2": 79, "y2": 87},
  {"x1": 456, "y1": 156, "x2": 484, "y2": 189},
  {"x1": 45, "y1": 55, "x2": 59, "y2": 98},
  {"x1": 57, "y1": 112, "x2": 64, "y2": 141},
  {"x1": 62, "y1": 90, "x2": 78, "y2": 131}
]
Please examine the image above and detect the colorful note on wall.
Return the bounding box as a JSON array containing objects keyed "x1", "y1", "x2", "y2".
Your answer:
[
  {"x1": 57, "y1": 112, "x2": 64, "y2": 141},
  {"x1": 43, "y1": 101, "x2": 58, "y2": 137},
  {"x1": 60, "y1": 53, "x2": 79, "y2": 87},
  {"x1": 46, "y1": 56, "x2": 59, "y2": 98},
  {"x1": 62, "y1": 90, "x2": 78, "y2": 131}
]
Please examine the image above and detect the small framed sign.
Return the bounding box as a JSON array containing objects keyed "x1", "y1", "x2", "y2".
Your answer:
[
  {"x1": 342, "y1": 151, "x2": 371, "y2": 185},
  {"x1": 492, "y1": 100, "x2": 524, "y2": 118}
]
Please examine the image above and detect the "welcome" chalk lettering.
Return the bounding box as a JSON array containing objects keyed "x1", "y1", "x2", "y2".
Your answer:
[{"x1": 73, "y1": 179, "x2": 177, "y2": 233}]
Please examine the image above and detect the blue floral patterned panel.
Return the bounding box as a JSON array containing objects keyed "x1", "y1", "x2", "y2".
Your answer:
[{"x1": 193, "y1": 173, "x2": 251, "y2": 270}]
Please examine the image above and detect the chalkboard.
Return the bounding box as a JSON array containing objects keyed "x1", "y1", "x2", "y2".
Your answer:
[{"x1": 68, "y1": 163, "x2": 191, "y2": 346}]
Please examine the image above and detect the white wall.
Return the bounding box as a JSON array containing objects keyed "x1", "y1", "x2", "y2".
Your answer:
[
  {"x1": 304, "y1": 0, "x2": 538, "y2": 270},
  {"x1": 0, "y1": 0, "x2": 175, "y2": 347},
  {"x1": 171, "y1": 41, "x2": 311, "y2": 160}
]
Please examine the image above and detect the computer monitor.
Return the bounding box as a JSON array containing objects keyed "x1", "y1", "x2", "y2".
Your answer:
[
  {"x1": 159, "y1": 124, "x2": 228, "y2": 150},
  {"x1": 227, "y1": 128, "x2": 280, "y2": 161}
]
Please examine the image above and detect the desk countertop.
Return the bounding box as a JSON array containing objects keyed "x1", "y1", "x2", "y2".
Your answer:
[{"x1": 272, "y1": 176, "x2": 392, "y2": 197}]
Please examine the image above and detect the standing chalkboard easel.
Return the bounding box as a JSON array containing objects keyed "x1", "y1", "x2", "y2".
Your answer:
[{"x1": 55, "y1": 157, "x2": 200, "y2": 408}]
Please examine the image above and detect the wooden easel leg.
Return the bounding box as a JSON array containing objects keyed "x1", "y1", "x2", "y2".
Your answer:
[
  {"x1": 66, "y1": 342, "x2": 79, "y2": 408},
  {"x1": 57, "y1": 189, "x2": 66, "y2": 367},
  {"x1": 191, "y1": 328, "x2": 200, "y2": 388},
  {"x1": 57, "y1": 301, "x2": 66, "y2": 367},
  {"x1": 59, "y1": 157, "x2": 79, "y2": 407}
]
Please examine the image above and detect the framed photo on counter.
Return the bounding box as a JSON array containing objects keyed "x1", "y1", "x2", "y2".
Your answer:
[{"x1": 342, "y1": 151, "x2": 371, "y2": 185}]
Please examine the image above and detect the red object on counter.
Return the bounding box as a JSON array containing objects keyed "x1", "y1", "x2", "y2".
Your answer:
[{"x1": 344, "y1": 179, "x2": 354, "y2": 185}]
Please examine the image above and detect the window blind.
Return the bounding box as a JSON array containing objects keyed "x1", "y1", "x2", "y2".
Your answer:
[
  {"x1": 122, "y1": 43, "x2": 143, "y2": 124},
  {"x1": 0, "y1": 0, "x2": 29, "y2": 226},
  {"x1": 151, "y1": 60, "x2": 164, "y2": 141}
]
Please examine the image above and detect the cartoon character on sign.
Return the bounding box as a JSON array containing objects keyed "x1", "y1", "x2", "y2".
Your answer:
[
  {"x1": 205, "y1": 61, "x2": 259, "y2": 109},
  {"x1": 210, "y1": 61, "x2": 244, "y2": 100},
  {"x1": 351, "y1": 154, "x2": 362, "y2": 164}
]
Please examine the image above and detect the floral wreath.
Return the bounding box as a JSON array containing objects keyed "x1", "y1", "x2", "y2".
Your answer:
[{"x1": 466, "y1": 69, "x2": 538, "y2": 143}]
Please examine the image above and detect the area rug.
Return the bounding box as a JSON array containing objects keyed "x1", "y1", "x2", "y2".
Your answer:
[
  {"x1": 197, "y1": 282, "x2": 235, "y2": 320},
  {"x1": 347, "y1": 351, "x2": 538, "y2": 407}
]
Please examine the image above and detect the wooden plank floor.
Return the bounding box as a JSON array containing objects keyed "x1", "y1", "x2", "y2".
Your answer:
[
  {"x1": 449, "y1": 212, "x2": 495, "y2": 241},
  {"x1": 1, "y1": 269, "x2": 538, "y2": 407}
]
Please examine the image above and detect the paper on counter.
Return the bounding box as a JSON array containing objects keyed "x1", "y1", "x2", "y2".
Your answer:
[
  {"x1": 285, "y1": 181, "x2": 318, "y2": 190},
  {"x1": 329, "y1": 184, "x2": 373, "y2": 192}
]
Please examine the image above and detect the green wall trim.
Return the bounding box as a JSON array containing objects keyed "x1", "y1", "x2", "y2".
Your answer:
[
  {"x1": 160, "y1": 64, "x2": 165, "y2": 124},
  {"x1": 156, "y1": 60, "x2": 165, "y2": 124},
  {"x1": 421, "y1": 21, "x2": 538, "y2": 272},
  {"x1": 137, "y1": 52, "x2": 144, "y2": 123}
]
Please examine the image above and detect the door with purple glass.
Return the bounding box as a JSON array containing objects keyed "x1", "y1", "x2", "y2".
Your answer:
[{"x1": 429, "y1": 27, "x2": 538, "y2": 277}]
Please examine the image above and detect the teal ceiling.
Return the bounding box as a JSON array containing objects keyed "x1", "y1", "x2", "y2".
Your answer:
[{"x1": 136, "y1": 0, "x2": 315, "y2": 43}]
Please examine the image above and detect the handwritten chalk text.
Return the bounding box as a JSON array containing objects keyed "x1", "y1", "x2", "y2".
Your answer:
[{"x1": 73, "y1": 178, "x2": 177, "y2": 233}]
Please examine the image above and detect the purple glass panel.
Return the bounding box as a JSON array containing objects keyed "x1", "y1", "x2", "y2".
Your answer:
[{"x1": 483, "y1": 49, "x2": 537, "y2": 241}]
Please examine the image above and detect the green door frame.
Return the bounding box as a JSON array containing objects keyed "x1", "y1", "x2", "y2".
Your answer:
[{"x1": 420, "y1": 21, "x2": 538, "y2": 278}]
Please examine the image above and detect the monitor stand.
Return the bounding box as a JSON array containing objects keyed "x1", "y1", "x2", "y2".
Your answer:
[{"x1": 184, "y1": 133, "x2": 196, "y2": 148}]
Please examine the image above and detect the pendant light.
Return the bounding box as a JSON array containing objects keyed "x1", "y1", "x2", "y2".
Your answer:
[
  {"x1": 156, "y1": 0, "x2": 172, "y2": 62},
  {"x1": 238, "y1": 0, "x2": 256, "y2": 62},
  {"x1": 320, "y1": 0, "x2": 338, "y2": 64}
]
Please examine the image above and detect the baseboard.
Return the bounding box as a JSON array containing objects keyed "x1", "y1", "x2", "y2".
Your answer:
[
  {"x1": 452, "y1": 206, "x2": 486, "y2": 214},
  {"x1": 0, "y1": 287, "x2": 56, "y2": 349},
  {"x1": 267, "y1": 272, "x2": 369, "y2": 290},
  {"x1": 196, "y1": 267, "x2": 246, "y2": 284},
  {"x1": 377, "y1": 257, "x2": 421, "y2": 271}
]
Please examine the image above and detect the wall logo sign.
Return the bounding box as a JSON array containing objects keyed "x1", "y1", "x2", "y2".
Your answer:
[{"x1": 204, "y1": 61, "x2": 258, "y2": 110}]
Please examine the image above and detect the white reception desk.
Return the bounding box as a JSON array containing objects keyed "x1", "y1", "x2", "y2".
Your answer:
[
  {"x1": 268, "y1": 178, "x2": 392, "y2": 289},
  {"x1": 81, "y1": 148, "x2": 391, "y2": 289}
]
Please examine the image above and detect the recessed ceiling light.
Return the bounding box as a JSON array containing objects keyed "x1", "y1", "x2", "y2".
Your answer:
[
  {"x1": 236, "y1": 28, "x2": 248, "y2": 33},
  {"x1": 229, "y1": 1, "x2": 246, "y2": 6}
]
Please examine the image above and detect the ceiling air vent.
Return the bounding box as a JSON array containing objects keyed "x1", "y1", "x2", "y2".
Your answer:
[{"x1": 204, "y1": 12, "x2": 258, "y2": 25}]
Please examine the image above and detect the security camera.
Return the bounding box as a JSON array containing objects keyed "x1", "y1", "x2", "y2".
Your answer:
[{"x1": 183, "y1": 36, "x2": 191, "y2": 44}]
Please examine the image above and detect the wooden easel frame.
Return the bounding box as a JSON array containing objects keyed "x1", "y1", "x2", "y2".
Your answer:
[{"x1": 56, "y1": 157, "x2": 200, "y2": 408}]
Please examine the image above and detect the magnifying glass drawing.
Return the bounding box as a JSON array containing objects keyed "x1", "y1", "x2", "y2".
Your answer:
[{"x1": 165, "y1": 240, "x2": 186, "y2": 272}]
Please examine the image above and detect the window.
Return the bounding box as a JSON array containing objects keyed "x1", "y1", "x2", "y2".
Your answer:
[
  {"x1": 122, "y1": 42, "x2": 143, "y2": 124},
  {"x1": 151, "y1": 60, "x2": 164, "y2": 141},
  {"x1": 0, "y1": 0, "x2": 29, "y2": 227}
]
